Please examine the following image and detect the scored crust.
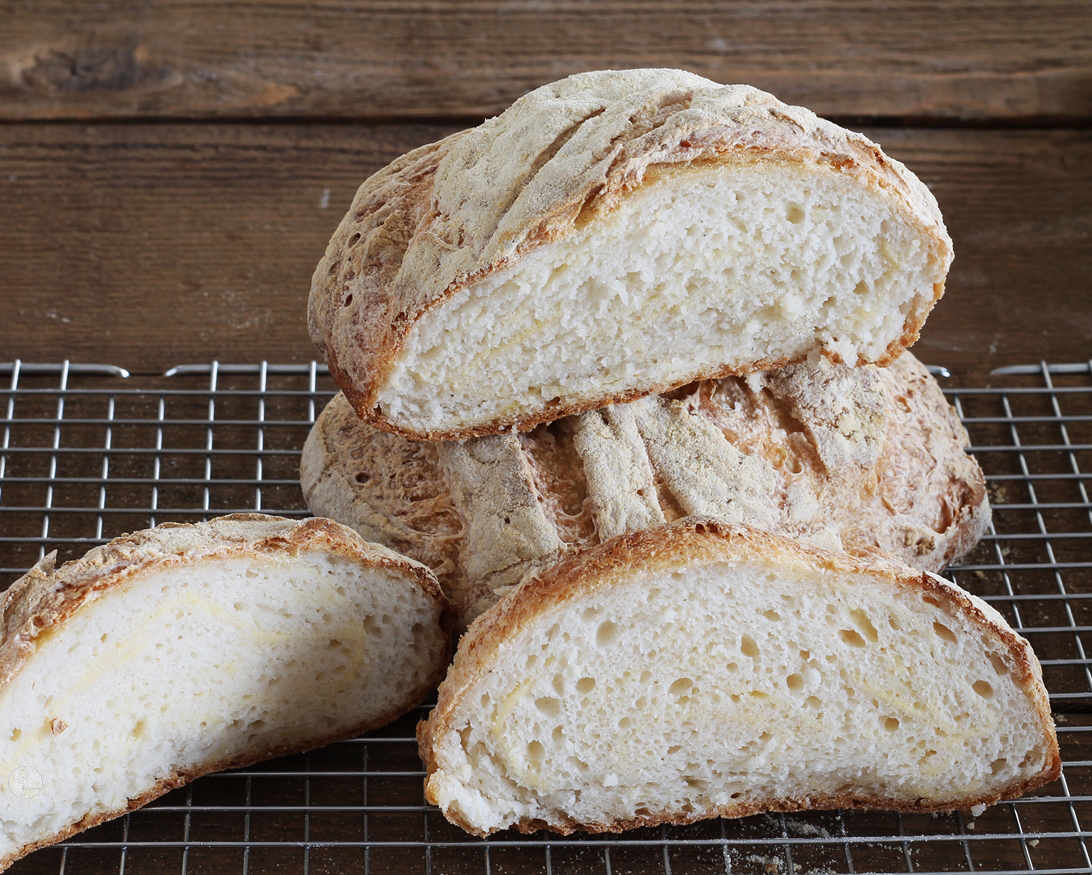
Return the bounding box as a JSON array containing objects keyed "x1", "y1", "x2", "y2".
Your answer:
[
  {"x1": 0, "y1": 514, "x2": 455, "y2": 871},
  {"x1": 301, "y1": 352, "x2": 989, "y2": 627},
  {"x1": 308, "y1": 68, "x2": 952, "y2": 440},
  {"x1": 417, "y1": 518, "x2": 1061, "y2": 836}
]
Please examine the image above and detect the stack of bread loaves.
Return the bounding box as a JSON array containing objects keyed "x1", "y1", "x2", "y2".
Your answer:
[
  {"x1": 304, "y1": 69, "x2": 1060, "y2": 835},
  {"x1": 0, "y1": 69, "x2": 1059, "y2": 872}
]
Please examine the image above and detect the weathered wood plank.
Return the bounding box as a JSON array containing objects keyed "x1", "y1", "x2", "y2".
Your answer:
[
  {"x1": 1, "y1": 122, "x2": 1089, "y2": 382},
  {"x1": 0, "y1": 121, "x2": 458, "y2": 374},
  {"x1": 882, "y1": 127, "x2": 1092, "y2": 377},
  {"x1": 2, "y1": 0, "x2": 1091, "y2": 122}
]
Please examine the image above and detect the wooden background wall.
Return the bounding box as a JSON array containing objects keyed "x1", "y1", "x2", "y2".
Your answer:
[{"x1": 2, "y1": 1, "x2": 1091, "y2": 384}]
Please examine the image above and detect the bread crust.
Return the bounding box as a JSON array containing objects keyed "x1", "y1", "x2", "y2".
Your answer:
[
  {"x1": 302, "y1": 353, "x2": 989, "y2": 626},
  {"x1": 0, "y1": 514, "x2": 455, "y2": 871},
  {"x1": 417, "y1": 518, "x2": 1060, "y2": 836},
  {"x1": 309, "y1": 69, "x2": 952, "y2": 440}
]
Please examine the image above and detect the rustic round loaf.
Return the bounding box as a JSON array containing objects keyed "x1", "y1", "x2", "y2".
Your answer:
[
  {"x1": 308, "y1": 68, "x2": 952, "y2": 440},
  {"x1": 301, "y1": 352, "x2": 989, "y2": 627}
]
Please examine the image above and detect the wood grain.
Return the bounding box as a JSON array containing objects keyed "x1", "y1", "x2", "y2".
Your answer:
[
  {"x1": 1, "y1": 121, "x2": 1089, "y2": 383},
  {"x1": 3, "y1": 0, "x2": 1091, "y2": 122},
  {"x1": 0, "y1": 121, "x2": 456, "y2": 373}
]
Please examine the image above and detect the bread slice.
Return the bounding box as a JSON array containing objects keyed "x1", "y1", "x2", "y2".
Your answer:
[
  {"x1": 308, "y1": 68, "x2": 953, "y2": 439},
  {"x1": 417, "y1": 519, "x2": 1060, "y2": 836},
  {"x1": 301, "y1": 352, "x2": 989, "y2": 627},
  {"x1": 0, "y1": 514, "x2": 454, "y2": 871}
]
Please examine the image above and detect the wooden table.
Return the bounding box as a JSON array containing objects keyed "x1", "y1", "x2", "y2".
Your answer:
[{"x1": 1, "y1": 4, "x2": 1092, "y2": 875}]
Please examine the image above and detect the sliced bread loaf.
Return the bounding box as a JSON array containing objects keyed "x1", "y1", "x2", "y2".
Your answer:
[
  {"x1": 0, "y1": 514, "x2": 454, "y2": 871},
  {"x1": 309, "y1": 68, "x2": 952, "y2": 439},
  {"x1": 301, "y1": 352, "x2": 989, "y2": 627},
  {"x1": 417, "y1": 518, "x2": 1060, "y2": 836}
]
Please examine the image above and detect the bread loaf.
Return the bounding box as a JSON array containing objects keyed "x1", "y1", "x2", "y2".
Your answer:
[
  {"x1": 417, "y1": 519, "x2": 1060, "y2": 836},
  {"x1": 308, "y1": 68, "x2": 952, "y2": 440},
  {"x1": 0, "y1": 514, "x2": 454, "y2": 871},
  {"x1": 301, "y1": 352, "x2": 989, "y2": 627}
]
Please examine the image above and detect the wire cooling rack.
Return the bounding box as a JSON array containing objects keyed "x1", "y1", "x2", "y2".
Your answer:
[{"x1": 1, "y1": 359, "x2": 1091, "y2": 875}]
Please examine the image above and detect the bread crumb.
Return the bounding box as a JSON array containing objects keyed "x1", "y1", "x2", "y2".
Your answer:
[
  {"x1": 746, "y1": 854, "x2": 784, "y2": 874},
  {"x1": 782, "y1": 816, "x2": 830, "y2": 838}
]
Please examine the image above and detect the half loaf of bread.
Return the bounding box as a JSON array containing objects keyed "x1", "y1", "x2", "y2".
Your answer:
[
  {"x1": 0, "y1": 514, "x2": 454, "y2": 871},
  {"x1": 418, "y1": 518, "x2": 1060, "y2": 836},
  {"x1": 309, "y1": 68, "x2": 953, "y2": 439},
  {"x1": 301, "y1": 352, "x2": 989, "y2": 627}
]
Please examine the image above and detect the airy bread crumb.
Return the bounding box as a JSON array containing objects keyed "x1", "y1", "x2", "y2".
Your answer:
[{"x1": 381, "y1": 162, "x2": 940, "y2": 434}]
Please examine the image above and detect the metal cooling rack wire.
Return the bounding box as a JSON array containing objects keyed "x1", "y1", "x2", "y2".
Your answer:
[
  {"x1": 0, "y1": 360, "x2": 1090, "y2": 874},
  {"x1": 1, "y1": 362, "x2": 131, "y2": 563}
]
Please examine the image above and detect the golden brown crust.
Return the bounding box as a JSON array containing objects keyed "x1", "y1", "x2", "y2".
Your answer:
[
  {"x1": 417, "y1": 518, "x2": 1060, "y2": 836},
  {"x1": 307, "y1": 134, "x2": 464, "y2": 418},
  {"x1": 309, "y1": 69, "x2": 952, "y2": 440}
]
